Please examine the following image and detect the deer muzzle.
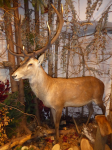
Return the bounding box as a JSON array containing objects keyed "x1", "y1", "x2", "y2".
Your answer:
[{"x1": 12, "y1": 74, "x2": 17, "y2": 80}]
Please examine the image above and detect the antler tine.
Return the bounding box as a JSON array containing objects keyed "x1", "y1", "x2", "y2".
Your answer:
[
  {"x1": 12, "y1": 41, "x2": 28, "y2": 55},
  {"x1": 22, "y1": 46, "x2": 28, "y2": 56}
]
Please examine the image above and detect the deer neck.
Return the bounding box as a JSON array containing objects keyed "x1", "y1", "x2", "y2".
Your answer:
[{"x1": 29, "y1": 66, "x2": 52, "y2": 100}]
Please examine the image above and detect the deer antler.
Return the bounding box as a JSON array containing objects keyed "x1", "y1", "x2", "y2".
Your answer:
[
  {"x1": 7, "y1": 22, "x2": 51, "y2": 57},
  {"x1": 7, "y1": 4, "x2": 64, "y2": 58}
]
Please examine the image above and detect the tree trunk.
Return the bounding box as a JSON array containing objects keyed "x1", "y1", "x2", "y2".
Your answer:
[
  {"x1": 24, "y1": 0, "x2": 30, "y2": 52},
  {"x1": 81, "y1": 54, "x2": 85, "y2": 118},
  {"x1": 48, "y1": 0, "x2": 53, "y2": 77},
  {"x1": 54, "y1": 0, "x2": 61, "y2": 78},
  {"x1": 3, "y1": 0, "x2": 18, "y2": 92},
  {"x1": 34, "y1": 0, "x2": 41, "y2": 125},
  {"x1": 35, "y1": 0, "x2": 39, "y2": 35},
  {"x1": 109, "y1": 82, "x2": 112, "y2": 149},
  {"x1": 48, "y1": 0, "x2": 53, "y2": 123},
  {"x1": 66, "y1": 34, "x2": 70, "y2": 117},
  {"x1": 13, "y1": 0, "x2": 31, "y2": 134},
  {"x1": 13, "y1": 0, "x2": 25, "y2": 104}
]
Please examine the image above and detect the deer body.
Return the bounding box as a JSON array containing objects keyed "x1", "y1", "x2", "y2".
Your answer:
[
  {"x1": 30, "y1": 68, "x2": 104, "y2": 109},
  {"x1": 12, "y1": 56, "x2": 106, "y2": 142}
]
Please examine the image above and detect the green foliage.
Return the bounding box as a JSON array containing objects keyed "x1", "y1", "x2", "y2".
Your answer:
[
  {"x1": 21, "y1": 22, "x2": 40, "y2": 52},
  {"x1": 1, "y1": 92, "x2": 25, "y2": 137},
  {"x1": 0, "y1": 0, "x2": 12, "y2": 8},
  {"x1": 0, "y1": 106, "x2": 12, "y2": 146},
  {"x1": 3, "y1": 92, "x2": 23, "y2": 120},
  {"x1": 15, "y1": 146, "x2": 22, "y2": 150},
  {"x1": 29, "y1": 33, "x2": 34, "y2": 45},
  {"x1": 29, "y1": 148, "x2": 34, "y2": 150},
  {"x1": 0, "y1": 0, "x2": 3, "y2": 7},
  {"x1": 24, "y1": 80, "x2": 36, "y2": 119},
  {"x1": 32, "y1": 0, "x2": 47, "y2": 12},
  {"x1": 0, "y1": 81, "x2": 37, "y2": 138}
]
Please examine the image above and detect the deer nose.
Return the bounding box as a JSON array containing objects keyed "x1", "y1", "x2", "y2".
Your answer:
[{"x1": 12, "y1": 75, "x2": 17, "y2": 79}]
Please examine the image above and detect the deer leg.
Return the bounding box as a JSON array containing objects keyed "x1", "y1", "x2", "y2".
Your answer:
[
  {"x1": 55, "y1": 108, "x2": 63, "y2": 143},
  {"x1": 51, "y1": 108, "x2": 56, "y2": 124},
  {"x1": 51, "y1": 107, "x2": 62, "y2": 142},
  {"x1": 86, "y1": 103, "x2": 94, "y2": 125},
  {"x1": 78, "y1": 103, "x2": 93, "y2": 143},
  {"x1": 97, "y1": 102, "x2": 106, "y2": 115}
]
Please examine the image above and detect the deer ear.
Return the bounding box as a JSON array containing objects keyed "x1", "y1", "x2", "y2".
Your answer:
[{"x1": 38, "y1": 54, "x2": 44, "y2": 66}]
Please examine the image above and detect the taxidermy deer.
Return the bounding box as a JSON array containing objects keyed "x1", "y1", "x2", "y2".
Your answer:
[{"x1": 7, "y1": 4, "x2": 105, "y2": 142}]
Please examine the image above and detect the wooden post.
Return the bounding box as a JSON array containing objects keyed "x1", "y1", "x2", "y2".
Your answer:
[
  {"x1": 66, "y1": 33, "x2": 70, "y2": 117},
  {"x1": 81, "y1": 138, "x2": 93, "y2": 150},
  {"x1": 109, "y1": 82, "x2": 112, "y2": 149},
  {"x1": 94, "y1": 126, "x2": 107, "y2": 150},
  {"x1": 94, "y1": 115, "x2": 112, "y2": 150}
]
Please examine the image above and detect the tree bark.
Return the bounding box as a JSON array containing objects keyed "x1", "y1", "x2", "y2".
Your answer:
[
  {"x1": 34, "y1": 0, "x2": 41, "y2": 125},
  {"x1": 54, "y1": 0, "x2": 61, "y2": 78},
  {"x1": 34, "y1": 98, "x2": 41, "y2": 125},
  {"x1": 13, "y1": 0, "x2": 25, "y2": 105},
  {"x1": 3, "y1": 0, "x2": 18, "y2": 92},
  {"x1": 13, "y1": 0, "x2": 32, "y2": 134},
  {"x1": 66, "y1": 33, "x2": 70, "y2": 117},
  {"x1": 109, "y1": 82, "x2": 112, "y2": 149},
  {"x1": 35, "y1": 0, "x2": 39, "y2": 35},
  {"x1": 94, "y1": 126, "x2": 107, "y2": 150},
  {"x1": 48, "y1": 0, "x2": 53, "y2": 123},
  {"x1": 48, "y1": 0, "x2": 53, "y2": 77},
  {"x1": 24, "y1": 0, "x2": 30, "y2": 52},
  {"x1": 81, "y1": 53, "x2": 85, "y2": 118}
]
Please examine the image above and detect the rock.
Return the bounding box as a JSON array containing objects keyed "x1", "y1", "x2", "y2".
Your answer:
[
  {"x1": 52, "y1": 144, "x2": 60, "y2": 150},
  {"x1": 29, "y1": 145, "x2": 40, "y2": 150},
  {"x1": 72, "y1": 146, "x2": 80, "y2": 150},
  {"x1": 68, "y1": 148, "x2": 73, "y2": 150},
  {"x1": 21, "y1": 146, "x2": 29, "y2": 150}
]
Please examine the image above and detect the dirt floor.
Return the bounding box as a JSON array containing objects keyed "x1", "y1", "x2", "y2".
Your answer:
[{"x1": 0, "y1": 116, "x2": 111, "y2": 150}]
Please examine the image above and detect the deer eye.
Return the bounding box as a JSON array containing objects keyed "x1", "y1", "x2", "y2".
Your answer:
[{"x1": 28, "y1": 63, "x2": 33, "y2": 67}]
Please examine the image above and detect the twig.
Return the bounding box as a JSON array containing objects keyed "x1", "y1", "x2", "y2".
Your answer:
[
  {"x1": 72, "y1": 116, "x2": 80, "y2": 134},
  {"x1": 0, "y1": 102, "x2": 38, "y2": 122}
]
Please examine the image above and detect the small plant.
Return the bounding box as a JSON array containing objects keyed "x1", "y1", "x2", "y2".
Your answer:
[
  {"x1": 0, "y1": 80, "x2": 12, "y2": 145},
  {"x1": 0, "y1": 106, "x2": 12, "y2": 146},
  {"x1": 0, "y1": 80, "x2": 10, "y2": 103},
  {"x1": 3, "y1": 92, "x2": 24, "y2": 138},
  {"x1": 0, "y1": 80, "x2": 22, "y2": 139},
  {"x1": 15, "y1": 146, "x2": 22, "y2": 150}
]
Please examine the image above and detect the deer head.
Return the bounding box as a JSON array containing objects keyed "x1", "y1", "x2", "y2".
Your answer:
[
  {"x1": 11, "y1": 54, "x2": 45, "y2": 81},
  {"x1": 7, "y1": 4, "x2": 63, "y2": 82}
]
